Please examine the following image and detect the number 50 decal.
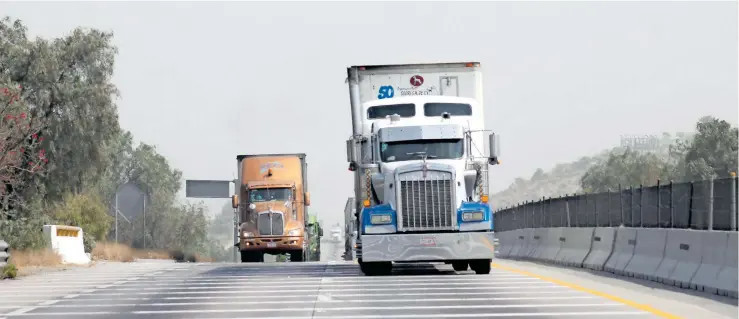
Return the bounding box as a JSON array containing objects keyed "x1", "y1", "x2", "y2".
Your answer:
[{"x1": 377, "y1": 86, "x2": 395, "y2": 99}]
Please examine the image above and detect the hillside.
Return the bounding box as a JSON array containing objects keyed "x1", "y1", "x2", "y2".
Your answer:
[{"x1": 491, "y1": 132, "x2": 694, "y2": 209}]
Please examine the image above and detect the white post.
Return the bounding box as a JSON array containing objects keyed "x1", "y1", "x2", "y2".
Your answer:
[{"x1": 115, "y1": 192, "x2": 119, "y2": 243}]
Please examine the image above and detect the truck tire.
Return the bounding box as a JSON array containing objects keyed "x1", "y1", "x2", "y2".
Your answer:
[
  {"x1": 469, "y1": 259, "x2": 491, "y2": 274},
  {"x1": 359, "y1": 261, "x2": 392, "y2": 276},
  {"x1": 289, "y1": 250, "x2": 305, "y2": 262},
  {"x1": 452, "y1": 261, "x2": 469, "y2": 272},
  {"x1": 241, "y1": 251, "x2": 263, "y2": 263}
]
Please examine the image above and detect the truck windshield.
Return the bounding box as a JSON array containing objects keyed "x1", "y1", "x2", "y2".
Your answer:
[
  {"x1": 424, "y1": 103, "x2": 472, "y2": 116},
  {"x1": 367, "y1": 104, "x2": 415, "y2": 119},
  {"x1": 249, "y1": 188, "x2": 292, "y2": 202},
  {"x1": 380, "y1": 139, "x2": 464, "y2": 162}
]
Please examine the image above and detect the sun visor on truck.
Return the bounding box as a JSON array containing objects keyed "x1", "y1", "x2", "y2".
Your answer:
[{"x1": 378, "y1": 124, "x2": 464, "y2": 143}]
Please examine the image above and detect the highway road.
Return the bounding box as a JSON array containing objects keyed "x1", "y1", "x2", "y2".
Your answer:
[{"x1": 0, "y1": 242, "x2": 734, "y2": 319}]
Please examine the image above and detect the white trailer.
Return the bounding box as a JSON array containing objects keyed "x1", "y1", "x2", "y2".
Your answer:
[{"x1": 345, "y1": 62, "x2": 500, "y2": 276}]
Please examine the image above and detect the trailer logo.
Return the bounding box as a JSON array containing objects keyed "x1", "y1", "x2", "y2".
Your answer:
[
  {"x1": 410, "y1": 75, "x2": 424, "y2": 87},
  {"x1": 259, "y1": 162, "x2": 284, "y2": 174}
]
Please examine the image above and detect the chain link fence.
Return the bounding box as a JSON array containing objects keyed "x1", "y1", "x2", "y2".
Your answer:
[{"x1": 494, "y1": 177, "x2": 738, "y2": 232}]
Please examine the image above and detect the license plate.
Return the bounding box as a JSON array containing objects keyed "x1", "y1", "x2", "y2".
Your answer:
[
  {"x1": 267, "y1": 242, "x2": 277, "y2": 248},
  {"x1": 420, "y1": 236, "x2": 436, "y2": 246}
]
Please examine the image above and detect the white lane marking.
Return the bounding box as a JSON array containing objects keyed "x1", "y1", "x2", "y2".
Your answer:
[
  {"x1": 184, "y1": 312, "x2": 651, "y2": 319},
  {"x1": 0, "y1": 275, "x2": 535, "y2": 288},
  {"x1": 4, "y1": 307, "x2": 37, "y2": 316},
  {"x1": 50, "y1": 290, "x2": 583, "y2": 302},
  {"x1": 131, "y1": 303, "x2": 629, "y2": 314},
  {"x1": 33, "y1": 296, "x2": 604, "y2": 308},
  {"x1": 63, "y1": 294, "x2": 79, "y2": 299},
  {"x1": 36, "y1": 301, "x2": 58, "y2": 307},
  {"x1": 74, "y1": 280, "x2": 549, "y2": 291},
  {"x1": 4, "y1": 284, "x2": 569, "y2": 298}
]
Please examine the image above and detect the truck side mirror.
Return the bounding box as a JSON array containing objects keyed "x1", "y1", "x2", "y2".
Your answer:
[
  {"x1": 319, "y1": 228, "x2": 323, "y2": 237},
  {"x1": 304, "y1": 192, "x2": 311, "y2": 206},
  {"x1": 231, "y1": 195, "x2": 239, "y2": 208},
  {"x1": 488, "y1": 133, "x2": 500, "y2": 165}
]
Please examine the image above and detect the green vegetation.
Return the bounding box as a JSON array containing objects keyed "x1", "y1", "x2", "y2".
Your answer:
[
  {"x1": 492, "y1": 116, "x2": 737, "y2": 207},
  {"x1": 1, "y1": 263, "x2": 17, "y2": 279},
  {"x1": 0, "y1": 17, "x2": 228, "y2": 261}
]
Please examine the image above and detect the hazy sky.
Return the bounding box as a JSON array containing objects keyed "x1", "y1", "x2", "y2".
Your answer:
[{"x1": 3, "y1": 1, "x2": 737, "y2": 227}]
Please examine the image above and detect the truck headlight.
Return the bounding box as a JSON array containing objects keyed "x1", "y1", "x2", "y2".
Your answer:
[
  {"x1": 462, "y1": 212, "x2": 484, "y2": 222},
  {"x1": 242, "y1": 231, "x2": 255, "y2": 238},
  {"x1": 370, "y1": 214, "x2": 392, "y2": 225},
  {"x1": 288, "y1": 229, "x2": 302, "y2": 236}
]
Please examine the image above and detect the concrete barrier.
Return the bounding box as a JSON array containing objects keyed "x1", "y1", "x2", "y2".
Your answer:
[
  {"x1": 623, "y1": 228, "x2": 667, "y2": 280},
  {"x1": 508, "y1": 229, "x2": 528, "y2": 258},
  {"x1": 527, "y1": 228, "x2": 548, "y2": 260},
  {"x1": 603, "y1": 227, "x2": 637, "y2": 275},
  {"x1": 583, "y1": 227, "x2": 616, "y2": 271},
  {"x1": 690, "y1": 231, "x2": 730, "y2": 294},
  {"x1": 0, "y1": 240, "x2": 8, "y2": 268},
  {"x1": 715, "y1": 231, "x2": 737, "y2": 298},
  {"x1": 495, "y1": 226, "x2": 737, "y2": 299},
  {"x1": 554, "y1": 227, "x2": 595, "y2": 267},
  {"x1": 43, "y1": 225, "x2": 90, "y2": 265},
  {"x1": 538, "y1": 228, "x2": 563, "y2": 263},
  {"x1": 653, "y1": 229, "x2": 703, "y2": 288},
  {"x1": 520, "y1": 228, "x2": 539, "y2": 259},
  {"x1": 495, "y1": 230, "x2": 516, "y2": 258}
]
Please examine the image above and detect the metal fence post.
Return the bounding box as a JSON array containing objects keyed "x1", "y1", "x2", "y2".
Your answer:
[
  {"x1": 565, "y1": 194, "x2": 571, "y2": 227},
  {"x1": 639, "y1": 184, "x2": 644, "y2": 228},
  {"x1": 688, "y1": 181, "x2": 695, "y2": 229},
  {"x1": 707, "y1": 177, "x2": 714, "y2": 231},
  {"x1": 731, "y1": 176, "x2": 737, "y2": 231},
  {"x1": 619, "y1": 184, "x2": 624, "y2": 227},
  {"x1": 607, "y1": 189, "x2": 612, "y2": 227},
  {"x1": 669, "y1": 180, "x2": 674, "y2": 228},
  {"x1": 657, "y1": 180, "x2": 661, "y2": 228},
  {"x1": 593, "y1": 193, "x2": 598, "y2": 227}
]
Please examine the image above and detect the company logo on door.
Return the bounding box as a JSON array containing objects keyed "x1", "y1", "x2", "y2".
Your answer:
[{"x1": 397, "y1": 75, "x2": 438, "y2": 97}]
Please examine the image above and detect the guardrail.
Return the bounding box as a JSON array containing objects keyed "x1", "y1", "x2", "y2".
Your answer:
[
  {"x1": 0, "y1": 240, "x2": 9, "y2": 268},
  {"x1": 494, "y1": 177, "x2": 738, "y2": 231},
  {"x1": 493, "y1": 177, "x2": 738, "y2": 299}
]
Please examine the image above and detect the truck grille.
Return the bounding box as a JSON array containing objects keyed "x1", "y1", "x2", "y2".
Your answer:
[
  {"x1": 398, "y1": 171, "x2": 454, "y2": 231},
  {"x1": 257, "y1": 212, "x2": 284, "y2": 236}
]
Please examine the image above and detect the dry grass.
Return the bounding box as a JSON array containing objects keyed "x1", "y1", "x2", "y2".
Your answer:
[
  {"x1": 91, "y1": 242, "x2": 135, "y2": 262},
  {"x1": 8, "y1": 248, "x2": 62, "y2": 268},
  {"x1": 92, "y1": 242, "x2": 190, "y2": 262}
]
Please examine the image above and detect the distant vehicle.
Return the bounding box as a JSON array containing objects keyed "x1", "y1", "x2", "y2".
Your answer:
[{"x1": 330, "y1": 226, "x2": 342, "y2": 243}]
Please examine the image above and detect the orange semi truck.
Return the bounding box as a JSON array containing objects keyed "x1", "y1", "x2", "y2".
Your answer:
[
  {"x1": 185, "y1": 153, "x2": 314, "y2": 263},
  {"x1": 237, "y1": 154, "x2": 312, "y2": 262}
]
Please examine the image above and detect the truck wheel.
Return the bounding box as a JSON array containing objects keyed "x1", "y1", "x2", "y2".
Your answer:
[
  {"x1": 359, "y1": 261, "x2": 392, "y2": 276},
  {"x1": 289, "y1": 250, "x2": 305, "y2": 262},
  {"x1": 452, "y1": 261, "x2": 469, "y2": 272},
  {"x1": 469, "y1": 259, "x2": 491, "y2": 274}
]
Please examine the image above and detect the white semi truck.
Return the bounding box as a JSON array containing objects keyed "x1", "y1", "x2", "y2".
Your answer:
[{"x1": 345, "y1": 62, "x2": 500, "y2": 276}]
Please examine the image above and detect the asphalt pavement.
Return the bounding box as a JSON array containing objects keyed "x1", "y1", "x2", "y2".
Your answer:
[{"x1": 0, "y1": 255, "x2": 657, "y2": 319}]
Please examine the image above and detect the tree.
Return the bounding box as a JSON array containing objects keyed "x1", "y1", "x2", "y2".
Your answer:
[
  {"x1": 673, "y1": 116, "x2": 738, "y2": 181},
  {"x1": 0, "y1": 84, "x2": 47, "y2": 215},
  {"x1": 0, "y1": 16, "x2": 121, "y2": 204}
]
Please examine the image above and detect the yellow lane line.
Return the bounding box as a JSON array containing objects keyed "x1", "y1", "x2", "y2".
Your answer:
[{"x1": 491, "y1": 263, "x2": 683, "y2": 319}]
